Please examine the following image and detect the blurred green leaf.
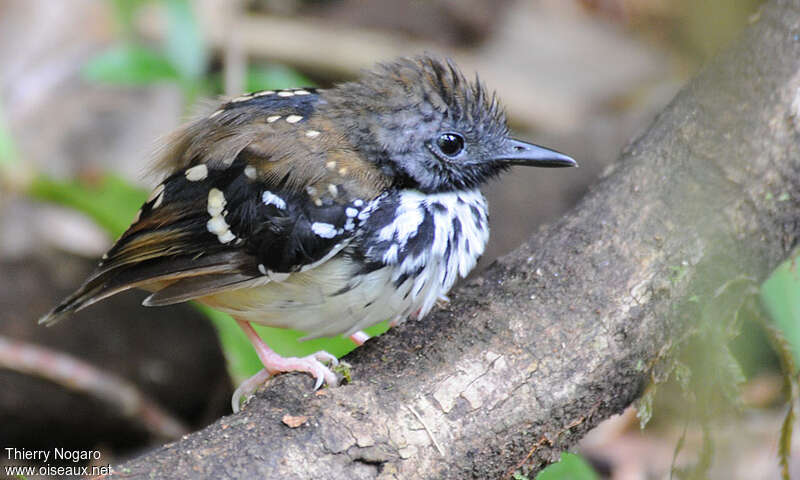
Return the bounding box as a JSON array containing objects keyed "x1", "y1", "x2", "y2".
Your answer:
[
  {"x1": 108, "y1": 0, "x2": 151, "y2": 36},
  {"x1": 213, "y1": 315, "x2": 389, "y2": 384},
  {"x1": 0, "y1": 106, "x2": 18, "y2": 168},
  {"x1": 761, "y1": 257, "x2": 800, "y2": 362},
  {"x1": 83, "y1": 44, "x2": 180, "y2": 85},
  {"x1": 28, "y1": 174, "x2": 146, "y2": 238},
  {"x1": 761, "y1": 257, "x2": 800, "y2": 367},
  {"x1": 207, "y1": 65, "x2": 315, "y2": 96},
  {"x1": 760, "y1": 255, "x2": 800, "y2": 480},
  {"x1": 535, "y1": 453, "x2": 598, "y2": 480},
  {"x1": 196, "y1": 305, "x2": 263, "y2": 383},
  {"x1": 246, "y1": 65, "x2": 314, "y2": 92},
  {"x1": 163, "y1": 0, "x2": 207, "y2": 81},
  {"x1": 257, "y1": 321, "x2": 388, "y2": 358}
]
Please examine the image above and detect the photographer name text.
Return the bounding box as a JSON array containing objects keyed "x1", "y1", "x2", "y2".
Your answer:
[{"x1": 5, "y1": 446, "x2": 101, "y2": 463}]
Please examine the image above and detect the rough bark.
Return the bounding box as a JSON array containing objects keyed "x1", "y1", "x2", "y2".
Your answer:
[{"x1": 116, "y1": 1, "x2": 800, "y2": 478}]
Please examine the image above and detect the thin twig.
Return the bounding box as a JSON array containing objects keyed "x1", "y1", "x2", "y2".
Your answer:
[
  {"x1": 222, "y1": 0, "x2": 246, "y2": 96},
  {"x1": 406, "y1": 404, "x2": 445, "y2": 457},
  {"x1": 0, "y1": 335, "x2": 188, "y2": 438}
]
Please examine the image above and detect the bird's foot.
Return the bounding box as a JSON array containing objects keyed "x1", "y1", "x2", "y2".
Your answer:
[
  {"x1": 267, "y1": 350, "x2": 339, "y2": 390},
  {"x1": 232, "y1": 320, "x2": 340, "y2": 412},
  {"x1": 231, "y1": 350, "x2": 339, "y2": 412}
]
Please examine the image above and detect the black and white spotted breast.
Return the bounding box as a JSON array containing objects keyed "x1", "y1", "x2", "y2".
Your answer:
[{"x1": 343, "y1": 188, "x2": 491, "y2": 324}]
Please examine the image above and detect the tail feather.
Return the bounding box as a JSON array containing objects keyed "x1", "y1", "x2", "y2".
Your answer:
[
  {"x1": 39, "y1": 280, "x2": 128, "y2": 326},
  {"x1": 39, "y1": 251, "x2": 253, "y2": 326},
  {"x1": 143, "y1": 273, "x2": 259, "y2": 306}
]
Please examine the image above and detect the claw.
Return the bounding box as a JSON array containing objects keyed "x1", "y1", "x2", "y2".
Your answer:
[
  {"x1": 313, "y1": 350, "x2": 339, "y2": 367},
  {"x1": 232, "y1": 369, "x2": 271, "y2": 413},
  {"x1": 232, "y1": 320, "x2": 341, "y2": 411}
]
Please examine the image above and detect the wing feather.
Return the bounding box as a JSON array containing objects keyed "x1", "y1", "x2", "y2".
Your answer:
[{"x1": 42, "y1": 89, "x2": 388, "y2": 325}]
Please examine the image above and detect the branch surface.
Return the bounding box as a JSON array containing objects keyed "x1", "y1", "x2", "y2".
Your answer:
[{"x1": 117, "y1": 1, "x2": 800, "y2": 478}]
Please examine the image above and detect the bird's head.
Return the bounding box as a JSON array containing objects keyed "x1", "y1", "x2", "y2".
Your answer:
[{"x1": 322, "y1": 56, "x2": 576, "y2": 193}]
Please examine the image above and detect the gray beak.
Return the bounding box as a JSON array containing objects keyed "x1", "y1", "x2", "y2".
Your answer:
[{"x1": 494, "y1": 139, "x2": 577, "y2": 168}]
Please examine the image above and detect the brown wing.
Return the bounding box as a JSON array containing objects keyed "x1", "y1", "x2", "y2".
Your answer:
[{"x1": 41, "y1": 89, "x2": 389, "y2": 325}]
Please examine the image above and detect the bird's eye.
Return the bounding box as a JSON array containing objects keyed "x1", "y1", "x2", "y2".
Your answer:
[{"x1": 436, "y1": 133, "x2": 465, "y2": 157}]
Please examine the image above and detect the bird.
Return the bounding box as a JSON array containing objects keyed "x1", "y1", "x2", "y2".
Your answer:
[{"x1": 40, "y1": 56, "x2": 576, "y2": 411}]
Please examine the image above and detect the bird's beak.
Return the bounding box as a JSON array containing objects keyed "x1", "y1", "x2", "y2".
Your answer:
[{"x1": 493, "y1": 139, "x2": 577, "y2": 168}]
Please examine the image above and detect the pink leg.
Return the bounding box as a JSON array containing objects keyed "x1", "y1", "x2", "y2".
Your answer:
[
  {"x1": 349, "y1": 331, "x2": 370, "y2": 346},
  {"x1": 233, "y1": 320, "x2": 339, "y2": 411}
]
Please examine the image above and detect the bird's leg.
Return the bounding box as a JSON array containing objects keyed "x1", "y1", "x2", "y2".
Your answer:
[
  {"x1": 232, "y1": 319, "x2": 339, "y2": 412},
  {"x1": 349, "y1": 331, "x2": 370, "y2": 346}
]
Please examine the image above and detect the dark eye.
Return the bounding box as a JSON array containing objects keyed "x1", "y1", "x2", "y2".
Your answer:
[{"x1": 436, "y1": 133, "x2": 465, "y2": 157}]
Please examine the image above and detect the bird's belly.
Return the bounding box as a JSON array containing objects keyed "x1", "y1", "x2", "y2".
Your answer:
[{"x1": 200, "y1": 257, "x2": 443, "y2": 338}]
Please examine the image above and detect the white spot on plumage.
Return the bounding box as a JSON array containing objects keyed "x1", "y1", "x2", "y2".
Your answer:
[
  {"x1": 277, "y1": 91, "x2": 294, "y2": 97},
  {"x1": 185, "y1": 164, "x2": 208, "y2": 182},
  {"x1": 314, "y1": 199, "x2": 323, "y2": 207},
  {"x1": 294, "y1": 90, "x2": 310, "y2": 95},
  {"x1": 244, "y1": 165, "x2": 257, "y2": 179},
  {"x1": 338, "y1": 167, "x2": 348, "y2": 175},
  {"x1": 206, "y1": 188, "x2": 237, "y2": 244},
  {"x1": 258, "y1": 264, "x2": 267, "y2": 275},
  {"x1": 353, "y1": 199, "x2": 364, "y2": 207},
  {"x1": 306, "y1": 130, "x2": 320, "y2": 138},
  {"x1": 311, "y1": 222, "x2": 337, "y2": 239},
  {"x1": 218, "y1": 230, "x2": 236, "y2": 244},
  {"x1": 148, "y1": 183, "x2": 165, "y2": 202},
  {"x1": 328, "y1": 184, "x2": 339, "y2": 197},
  {"x1": 254, "y1": 90, "x2": 274, "y2": 97},
  {"x1": 206, "y1": 216, "x2": 229, "y2": 235},
  {"x1": 325, "y1": 161, "x2": 336, "y2": 170},
  {"x1": 345, "y1": 207, "x2": 358, "y2": 218},
  {"x1": 152, "y1": 191, "x2": 165, "y2": 209},
  {"x1": 231, "y1": 94, "x2": 252, "y2": 103},
  {"x1": 357, "y1": 209, "x2": 371, "y2": 221},
  {"x1": 207, "y1": 188, "x2": 226, "y2": 217},
  {"x1": 267, "y1": 115, "x2": 281, "y2": 123},
  {"x1": 262, "y1": 190, "x2": 287, "y2": 209},
  {"x1": 306, "y1": 186, "x2": 317, "y2": 196},
  {"x1": 209, "y1": 109, "x2": 224, "y2": 119},
  {"x1": 286, "y1": 115, "x2": 303, "y2": 124}
]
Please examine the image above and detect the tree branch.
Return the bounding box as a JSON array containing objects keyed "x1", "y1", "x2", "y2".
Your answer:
[{"x1": 116, "y1": 1, "x2": 800, "y2": 478}]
